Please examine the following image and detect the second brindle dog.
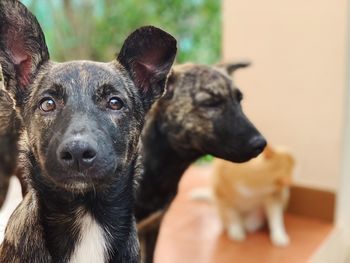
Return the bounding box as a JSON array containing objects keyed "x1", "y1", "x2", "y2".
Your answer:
[{"x1": 136, "y1": 63, "x2": 266, "y2": 262}]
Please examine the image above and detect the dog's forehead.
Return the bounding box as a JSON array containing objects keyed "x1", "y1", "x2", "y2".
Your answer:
[
  {"x1": 189, "y1": 65, "x2": 234, "y2": 95},
  {"x1": 47, "y1": 61, "x2": 129, "y2": 89}
]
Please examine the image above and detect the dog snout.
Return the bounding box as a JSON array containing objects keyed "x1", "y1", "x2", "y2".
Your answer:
[
  {"x1": 57, "y1": 138, "x2": 97, "y2": 171},
  {"x1": 248, "y1": 135, "x2": 267, "y2": 156}
]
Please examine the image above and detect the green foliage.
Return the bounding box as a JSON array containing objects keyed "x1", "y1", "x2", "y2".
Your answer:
[
  {"x1": 196, "y1": 154, "x2": 214, "y2": 164},
  {"x1": 23, "y1": 0, "x2": 221, "y2": 64}
]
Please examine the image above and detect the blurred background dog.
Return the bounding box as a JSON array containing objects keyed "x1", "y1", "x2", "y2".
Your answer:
[{"x1": 192, "y1": 145, "x2": 295, "y2": 247}]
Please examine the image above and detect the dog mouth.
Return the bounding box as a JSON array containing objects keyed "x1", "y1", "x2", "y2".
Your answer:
[
  {"x1": 63, "y1": 170, "x2": 114, "y2": 181},
  {"x1": 58, "y1": 176, "x2": 111, "y2": 193},
  {"x1": 60, "y1": 173, "x2": 92, "y2": 182},
  {"x1": 251, "y1": 147, "x2": 265, "y2": 158},
  {"x1": 222, "y1": 148, "x2": 264, "y2": 163},
  {"x1": 61, "y1": 180, "x2": 92, "y2": 192},
  {"x1": 229, "y1": 155, "x2": 256, "y2": 163},
  {"x1": 48, "y1": 166, "x2": 117, "y2": 192}
]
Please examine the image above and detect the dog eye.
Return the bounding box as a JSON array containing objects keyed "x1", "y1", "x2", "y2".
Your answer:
[
  {"x1": 39, "y1": 98, "x2": 56, "y2": 112},
  {"x1": 199, "y1": 99, "x2": 222, "y2": 107},
  {"x1": 195, "y1": 92, "x2": 223, "y2": 108},
  {"x1": 108, "y1": 97, "x2": 124, "y2": 110}
]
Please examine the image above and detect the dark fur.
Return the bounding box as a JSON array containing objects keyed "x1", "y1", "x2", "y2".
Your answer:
[
  {"x1": 136, "y1": 63, "x2": 266, "y2": 262},
  {"x1": 0, "y1": 65, "x2": 22, "y2": 206},
  {"x1": 0, "y1": 1, "x2": 176, "y2": 262}
]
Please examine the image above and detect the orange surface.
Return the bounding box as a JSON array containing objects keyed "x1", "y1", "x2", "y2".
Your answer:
[{"x1": 155, "y1": 165, "x2": 333, "y2": 263}]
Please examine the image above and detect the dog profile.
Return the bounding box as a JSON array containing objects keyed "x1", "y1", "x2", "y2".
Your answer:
[
  {"x1": 192, "y1": 145, "x2": 295, "y2": 247},
  {"x1": 136, "y1": 63, "x2": 266, "y2": 262},
  {"x1": 0, "y1": 1, "x2": 176, "y2": 262}
]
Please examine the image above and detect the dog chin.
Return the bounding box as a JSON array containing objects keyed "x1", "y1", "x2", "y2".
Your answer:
[{"x1": 223, "y1": 151, "x2": 262, "y2": 164}]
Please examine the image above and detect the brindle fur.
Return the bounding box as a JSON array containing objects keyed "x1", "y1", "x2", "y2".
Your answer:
[
  {"x1": 0, "y1": 1, "x2": 177, "y2": 262},
  {"x1": 136, "y1": 63, "x2": 266, "y2": 262},
  {"x1": 0, "y1": 64, "x2": 23, "y2": 206}
]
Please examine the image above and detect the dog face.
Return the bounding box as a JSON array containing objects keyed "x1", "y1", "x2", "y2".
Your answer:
[
  {"x1": 0, "y1": 0, "x2": 176, "y2": 191},
  {"x1": 25, "y1": 61, "x2": 146, "y2": 190},
  {"x1": 158, "y1": 63, "x2": 265, "y2": 163}
]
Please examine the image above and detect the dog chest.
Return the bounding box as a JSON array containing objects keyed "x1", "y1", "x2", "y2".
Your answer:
[
  {"x1": 233, "y1": 182, "x2": 277, "y2": 211},
  {"x1": 69, "y1": 213, "x2": 110, "y2": 263},
  {"x1": 235, "y1": 182, "x2": 276, "y2": 198}
]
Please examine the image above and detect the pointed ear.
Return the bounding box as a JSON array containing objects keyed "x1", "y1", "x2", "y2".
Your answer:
[
  {"x1": 117, "y1": 26, "x2": 177, "y2": 109},
  {"x1": 263, "y1": 145, "x2": 275, "y2": 159},
  {"x1": 0, "y1": 0, "x2": 49, "y2": 101},
  {"x1": 216, "y1": 61, "x2": 251, "y2": 75}
]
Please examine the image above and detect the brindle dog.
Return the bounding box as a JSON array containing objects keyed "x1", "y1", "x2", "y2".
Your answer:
[
  {"x1": 136, "y1": 63, "x2": 266, "y2": 262},
  {"x1": 0, "y1": 64, "x2": 22, "y2": 206},
  {"x1": 0, "y1": 1, "x2": 176, "y2": 262}
]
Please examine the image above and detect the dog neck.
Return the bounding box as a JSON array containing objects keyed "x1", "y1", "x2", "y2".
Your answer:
[
  {"x1": 135, "y1": 115, "x2": 200, "y2": 221},
  {"x1": 29, "y1": 153, "x2": 139, "y2": 262}
]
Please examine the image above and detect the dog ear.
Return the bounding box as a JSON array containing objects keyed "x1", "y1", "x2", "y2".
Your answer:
[
  {"x1": 117, "y1": 26, "x2": 177, "y2": 109},
  {"x1": 263, "y1": 145, "x2": 274, "y2": 159},
  {"x1": 0, "y1": 0, "x2": 50, "y2": 103},
  {"x1": 0, "y1": 63, "x2": 22, "y2": 205},
  {"x1": 216, "y1": 61, "x2": 251, "y2": 75}
]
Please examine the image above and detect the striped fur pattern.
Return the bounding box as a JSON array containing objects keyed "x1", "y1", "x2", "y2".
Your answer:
[
  {"x1": 136, "y1": 62, "x2": 266, "y2": 262},
  {"x1": 0, "y1": 0, "x2": 177, "y2": 262}
]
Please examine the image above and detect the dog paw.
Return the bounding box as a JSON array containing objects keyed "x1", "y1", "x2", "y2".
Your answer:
[
  {"x1": 227, "y1": 225, "x2": 246, "y2": 241},
  {"x1": 270, "y1": 232, "x2": 290, "y2": 247}
]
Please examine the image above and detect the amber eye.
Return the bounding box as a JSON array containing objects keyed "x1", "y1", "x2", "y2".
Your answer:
[
  {"x1": 108, "y1": 97, "x2": 124, "y2": 110},
  {"x1": 39, "y1": 98, "x2": 56, "y2": 112}
]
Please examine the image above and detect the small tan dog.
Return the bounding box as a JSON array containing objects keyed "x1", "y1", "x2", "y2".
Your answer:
[{"x1": 192, "y1": 145, "x2": 295, "y2": 247}]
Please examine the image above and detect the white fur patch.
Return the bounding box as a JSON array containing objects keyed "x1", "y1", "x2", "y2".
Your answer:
[
  {"x1": 189, "y1": 187, "x2": 213, "y2": 201},
  {"x1": 236, "y1": 183, "x2": 275, "y2": 198},
  {"x1": 69, "y1": 213, "x2": 110, "y2": 263}
]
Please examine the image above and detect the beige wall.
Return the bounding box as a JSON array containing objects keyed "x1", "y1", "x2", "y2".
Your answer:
[{"x1": 223, "y1": 0, "x2": 348, "y2": 191}]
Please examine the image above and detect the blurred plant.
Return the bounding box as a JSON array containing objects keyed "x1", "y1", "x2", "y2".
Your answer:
[
  {"x1": 196, "y1": 154, "x2": 214, "y2": 164},
  {"x1": 23, "y1": 0, "x2": 221, "y2": 64}
]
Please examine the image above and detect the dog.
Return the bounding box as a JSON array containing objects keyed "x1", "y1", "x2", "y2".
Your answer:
[
  {"x1": 192, "y1": 145, "x2": 295, "y2": 247},
  {"x1": 136, "y1": 62, "x2": 267, "y2": 262},
  {"x1": 0, "y1": 1, "x2": 177, "y2": 262},
  {"x1": 0, "y1": 63, "x2": 22, "y2": 207}
]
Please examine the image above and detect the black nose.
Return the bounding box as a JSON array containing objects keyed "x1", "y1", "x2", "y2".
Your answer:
[
  {"x1": 57, "y1": 139, "x2": 97, "y2": 170},
  {"x1": 248, "y1": 135, "x2": 267, "y2": 156}
]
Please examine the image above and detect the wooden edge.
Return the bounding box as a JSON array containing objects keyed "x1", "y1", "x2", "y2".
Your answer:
[{"x1": 287, "y1": 185, "x2": 335, "y2": 223}]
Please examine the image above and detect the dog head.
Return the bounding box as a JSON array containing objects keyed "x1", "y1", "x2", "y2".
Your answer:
[
  {"x1": 157, "y1": 62, "x2": 265, "y2": 163},
  {"x1": 263, "y1": 145, "x2": 295, "y2": 173},
  {"x1": 0, "y1": 0, "x2": 177, "y2": 191}
]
